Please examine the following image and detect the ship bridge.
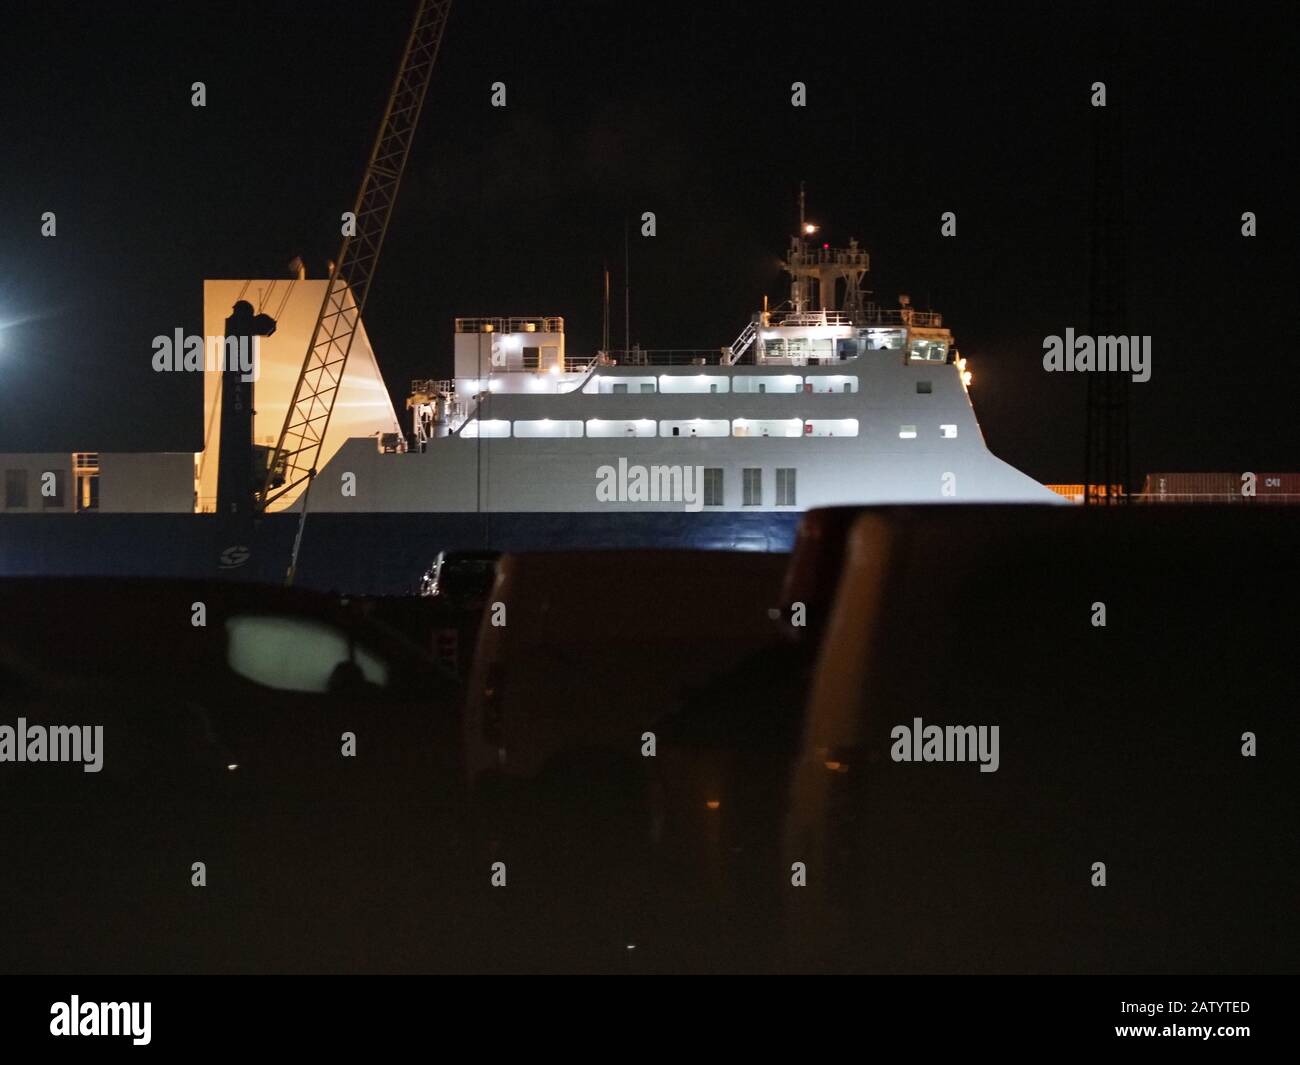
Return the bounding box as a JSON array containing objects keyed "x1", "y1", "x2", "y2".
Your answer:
[
  {"x1": 717, "y1": 210, "x2": 956, "y2": 369},
  {"x1": 406, "y1": 215, "x2": 964, "y2": 446},
  {"x1": 754, "y1": 295, "x2": 953, "y2": 367}
]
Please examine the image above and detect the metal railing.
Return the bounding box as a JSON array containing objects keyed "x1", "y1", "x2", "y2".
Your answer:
[
  {"x1": 787, "y1": 248, "x2": 870, "y2": 268},
  {"x1": 606, "y1": 348, "x2": 727, "y2": 366},
  {"x1": 858, "y1": 307, "x2": 944, "y2": 327},
  {"x1": 409, "y1": 378, "x2": 456, "y2": 396},
  {"x1": 769, "y1": 310, "x2": 854, "y2": 327},
  {"x1": 763, "y1": 307, "x2": 945, "y2": 329},
  {"x1": 454, "y1": 316, "x2": 564, "y2": 334},
  {"x1": 724, "y1": 318, "x2": 758, "y2": 365}
]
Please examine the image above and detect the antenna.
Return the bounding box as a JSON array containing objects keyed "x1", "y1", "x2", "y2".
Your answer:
[{"x1": 602, "y1": 264, "x2": 610, "y2": 352}]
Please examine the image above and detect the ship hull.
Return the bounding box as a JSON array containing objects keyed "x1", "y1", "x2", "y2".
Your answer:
[{"x1": 0, "y1": 511, "x2": 801, "y2": 596}]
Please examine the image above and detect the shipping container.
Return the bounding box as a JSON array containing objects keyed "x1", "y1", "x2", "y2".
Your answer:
[
  {"x1": 1257, "y1": 472, "x2": 1300, "y2": 496},
  {"x1": 1141, "y1": 472, "x2": 1242, "y2": 500}
]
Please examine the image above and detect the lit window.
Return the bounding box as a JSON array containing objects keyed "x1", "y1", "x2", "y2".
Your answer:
[
  {"x1": 660, "y1": 419, "x2": 729, "y2": 438},
  {"x1": 659, "y1": 375, "x2": 729, "y2": 394},
  {"x1": 908, "y1": 338, "x2": 948, "y2": 362},
  {"x1": 461, "y1": 419, "x2": 510, "y2": 438},
  {"x1": 732, "y1": 418, "x2": 802, "y2": 438},
  {"x1": 512, "y1": 419, "x2": 583, "y2": 438},
  {"x1": 803, "y1": 419, "x2": 859, "y2": 437},
  {"x1": 735, "y1": 375, "x2": 801, "y2": 394},
  {"x1": 899, "y1": 426, "x2": 917, "y2": 439},
  {"x1": 941, "y1": 424, "x2": 958, "y2": 438},
  {"x1": 586, "y1": 419, "x2": 655, "y2": 438}
]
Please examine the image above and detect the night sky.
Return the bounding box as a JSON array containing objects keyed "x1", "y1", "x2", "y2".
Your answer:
[{"x1": 1, "y1": 0, "x2": 1294, "y2": 483}]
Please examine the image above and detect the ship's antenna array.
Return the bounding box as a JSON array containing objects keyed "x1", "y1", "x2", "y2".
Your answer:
[
  {"x1": 623, "y1": 218, "x2": 631, "y2": 353},
  {"x1": 602, "y1": 264, "x2": 610, "y2": 353}
]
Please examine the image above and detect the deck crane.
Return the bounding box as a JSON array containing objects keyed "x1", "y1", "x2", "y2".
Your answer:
[{"x1": 259, "y1": 0, "x2": 452, "y2": 524}]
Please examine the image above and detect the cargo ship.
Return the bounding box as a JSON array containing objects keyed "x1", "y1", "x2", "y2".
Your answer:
[{"x1": 1, "y1": 222, "x2": 1065, "y2": 593}]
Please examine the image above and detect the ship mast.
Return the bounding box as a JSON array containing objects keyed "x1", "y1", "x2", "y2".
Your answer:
[{"x1": 782, "y1": 185, "x2": 868, "y2": 321}]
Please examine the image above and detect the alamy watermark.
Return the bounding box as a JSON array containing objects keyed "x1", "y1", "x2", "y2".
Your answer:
[
  {"x1": 0, "y1": 718, "x2": 103, "y2": 772},
  {"x1": 151, "y1": 329, "x2": 261, "y2": 382},
  {"x1": 596, "y1": 459, "x2": 704, "y2": 512},
  {"x1": 1042, "y1": 328, "x2": 1151, "y2": 383},
  {"x1": 890, "y1": 716, "x2": 1000, "y2": 773},
  {"x1": 50, "y1": 997, "x2": 150, "y2": 1045}
]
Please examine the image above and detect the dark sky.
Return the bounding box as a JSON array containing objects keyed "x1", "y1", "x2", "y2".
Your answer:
[{"x1": 1, "y1": 0, "x2": 1294, "y2": 482}]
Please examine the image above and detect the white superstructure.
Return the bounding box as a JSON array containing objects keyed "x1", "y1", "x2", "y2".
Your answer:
[{"x1": 193, "y1": 224, "x2": 1062, "y2": 515}]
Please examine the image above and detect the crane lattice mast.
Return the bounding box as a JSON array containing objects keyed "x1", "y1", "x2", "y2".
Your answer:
[{"x1": 259, "y1": 0, "x2": 451, "y2": 509}]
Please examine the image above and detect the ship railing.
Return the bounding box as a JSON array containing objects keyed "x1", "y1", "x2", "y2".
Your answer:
[
  {"x1": 454, "y1": 316, "x2": 564, "y2": 334},
  {"x1": 410, "y1": 378, "x2": 456, "y2": 397},
  {"x1": 606, "y1": 348, "x2": 728, "y2": 366},
  {"x1": 769, "y1": 310, "x2": 854, "y2": 327},
  {"x1": 857, "y1": 307, "x2": 945, "y2": 327},
  {"x1": 786, "y1": 248, "x2": 870, "y2": 268},
  {"x1": 766, "y1": 299, "x2": 944, "y2": 329},
  {"x1": 555, "y1": 353, "x2": 605, "y2": 393}
]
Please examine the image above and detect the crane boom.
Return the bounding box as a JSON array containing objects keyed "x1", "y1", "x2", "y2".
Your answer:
[{"x1": 259, "y1": 0, "x2": 452, "y2": 509}]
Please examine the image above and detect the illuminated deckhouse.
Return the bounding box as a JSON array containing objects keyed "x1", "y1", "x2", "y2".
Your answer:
[
  {"x1": 294, "y1": 223, "x2": 1064, "y2": 513},
  {"x1": 183, "y1": 224, "x2": 1066, "y2": 516}
]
